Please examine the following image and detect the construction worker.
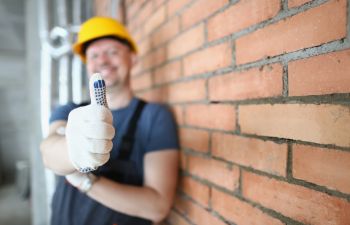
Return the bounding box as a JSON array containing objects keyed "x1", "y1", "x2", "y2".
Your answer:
[{"x1": 40, "y1": 17, "x2": 179, "y2": 225}]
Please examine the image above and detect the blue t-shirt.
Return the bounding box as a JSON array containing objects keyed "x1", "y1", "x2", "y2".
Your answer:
[{"x1": 50, "y1": 97, "x2": 179, "y2": 225}]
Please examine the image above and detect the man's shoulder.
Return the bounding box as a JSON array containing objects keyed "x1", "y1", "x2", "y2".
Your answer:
[{"x1": 50, "y1": 102, "x2": 81, "y2": 123}]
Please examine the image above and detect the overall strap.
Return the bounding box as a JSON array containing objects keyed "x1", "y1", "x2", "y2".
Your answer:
[{"x1": 118, "y1": 99, "x2": 147, "y2": 160}]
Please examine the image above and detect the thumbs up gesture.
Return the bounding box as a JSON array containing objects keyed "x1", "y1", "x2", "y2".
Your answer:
[{"x1": 66, "y1": 73, "x2": 115, "y2": 173}]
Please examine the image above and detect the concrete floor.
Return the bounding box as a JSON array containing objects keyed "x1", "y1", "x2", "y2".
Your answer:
[{"x1": 0, "y1": 183, "x2": 31, "y2": 225}]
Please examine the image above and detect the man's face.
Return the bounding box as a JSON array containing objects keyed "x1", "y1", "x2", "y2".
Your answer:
[{"x1": 85, "y1": 38, "x2": 135, "y2": 90}]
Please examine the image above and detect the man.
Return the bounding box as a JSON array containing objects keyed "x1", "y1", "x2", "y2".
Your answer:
[{"x1": 40, "y1": 16, "x2": 179, "y2": 225}]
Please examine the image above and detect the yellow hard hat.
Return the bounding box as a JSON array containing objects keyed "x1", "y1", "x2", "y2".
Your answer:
[{"x1": 72, "y1": 16, "x2": 138, "y2": 62}]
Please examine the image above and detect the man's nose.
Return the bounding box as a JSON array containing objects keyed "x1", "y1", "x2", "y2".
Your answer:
[{"x1": 97, "y1": 52, "x2": 110, "y2": 65}]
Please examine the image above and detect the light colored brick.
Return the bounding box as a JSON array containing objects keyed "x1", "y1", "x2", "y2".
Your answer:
[
  {"x1": 242, "y1": 171, "x2": 350, "y2": 225},
  {"x1": 147, "y1": 46, "x2": 167, "y2": 70},
  {"x1": 151, "y1": 16, "x2": 180, "y2": 47},
  {"x1": 153, "y1": 60, "x2": 181, "y2": 85},
  {"x1": 167, "y1": 24, "x2": 205, "y2": 59},
  {"x1": 144, "y1": 5, "x2": 166, "y2": 35},
  {"x1": 181, "y1": 0, "x2": 227, "y2": 30},
  {"x1": 181, "y1": 176, "x2": 210, "y2": 207},
  {"x1": 167, "y1": 0, "x2": 192, "y2": 17},
  {"x1": 134, "y1": 2, "x2": 153, "y2": 34},
  {"x1": 239, "y1": 104, "x2": 350, "y2": 147},
  {"x1": 236, "y1": 0, "x2": 347, "y2": 64},
  {"x1": 183, "y1": 42, "x2": 232, "y2": 77},
  {"x1": 131, "y1": 72, "x2": 152, "y2": 91},
  {"x1": 188, "y1": 155, "x2": 239, "y2": 190},
  {"x1": 137, "y1": 40, "x2": 151, "y2": 58},
  {"x1": 212, "y1": 188, "x2": 284, "y2": 225},
  {"x1": 186, "y1": 104, "x2": 236, "y2": 131},
  {"x1": 212, "y1": 133, "x2": 287, "y2": 176},
  {"x1": 208, "y1": 0, "x2": 280, "y2": 41},
  {"x1": 289, "y1": 49, "x2": 350, "y2": 96},
  {"x1": 293, "y1": 144, "x2": 350, "y2": 194},
  {"x1": 209, "y1": 63, "x2": 283, "y2": 101},
  {"x1": 180, "y1": 128, "x2": 209, "y2": 153}
]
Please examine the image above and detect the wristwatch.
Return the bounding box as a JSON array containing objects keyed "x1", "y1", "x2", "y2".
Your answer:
[{"x1": 80, "y1": 173, "x2": 98, "y2": 193}]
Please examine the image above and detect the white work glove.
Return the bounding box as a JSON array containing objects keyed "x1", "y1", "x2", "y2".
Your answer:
[
  {"x1": 66, "y1": 171, "x2": 98, "y2": 193},
  {"x1": 66, "y1": 73, "x2": 115, "y2": 173}
]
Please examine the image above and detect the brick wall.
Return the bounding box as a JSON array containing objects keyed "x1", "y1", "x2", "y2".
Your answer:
[{"x1": 95, "y1": 0, "x2": 350, "y2": 224}]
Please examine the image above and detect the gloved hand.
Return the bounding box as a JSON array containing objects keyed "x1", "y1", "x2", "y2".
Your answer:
[
  {"x1": 66, "y1": 74, "x2": 115, "y2": 173},
  {"x1": 66, "y1": 171, "x2": 98, "y2": 193}
]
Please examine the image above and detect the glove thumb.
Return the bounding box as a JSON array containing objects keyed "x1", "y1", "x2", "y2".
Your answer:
[{"x1": 89, "y1": 73, "x2": 109, "y2": 108}]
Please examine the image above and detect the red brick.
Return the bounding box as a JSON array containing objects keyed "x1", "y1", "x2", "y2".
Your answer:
[
  {"x1": 167, "y1": 24, "x2": 205, "y2": 59},
  {"x1": 181, "y1": 0, "x2": 227, "y2": 30},
  {"x1": 288, "y1": 0, "x2": 312, "y2": 8},
  {"x1": 142, "y1": 80, "x2": 206, "y2": 104},
  {"x1": 174, "y1": 195, "x2": 190, "y2": 215},
  {"x1": 239, "y1": 104, "x2": 350, "y2": 147},
  {"x1": 179, "y1": 128, "x2": 209, "y2": 153},
  {"x1": 143, "y1": 5, "x2": 166, "y2": 35},
  {"x1": 183, "y1": 42, "x2": 232, "y2": 77},
  {"x1": 139, "y1": 47, "x2": 166, "y2": 71},
  {"x1": 212, "y1": 189, "x2": 284, "y2": 225},
  {"x1": 181, "y1": 176, "x2": 210, "y2": 207},
  {"x1": 209, "y1": 63, "x2": 283, "y2": 101},
  {"x1": 242, "y1": 171, "x2": 350, "y2": 225},
  {"x1": 293, "y1": 144, "x2": 350, "y2": 194},
  {"x1": 236, "y1": 0, "x2": 347, "y2": 65},
  {"x1": 208, "y1": 0, "x2": 280, "y2": 41},
  {"x1": 212, "y1": 133, "x2": 287, "y2": 176},
  {"x1": 167, "y1": 211, "x2": 191, "y2": 225},
  {"x1": 186, "y1": 104, "x2": 236, "y2": 131},
  {"x1": 138, "y1": 86, "x2": 164, "y2": 102},
  {"x1": 185, "y1": 200, "x2": 227, "y2": 225},
  {"x1": 151, "y1": 16, "x2": 180, "y2": 47},
  {"x1": 188, "y1": 155, "x2": 239, "y2": 190},
  {"x1": 131, "y1": 72, "x2": 152, "y2": 91},
  {"x1": 167, "y1": 79, "x2": 207, "y2": 103},
  {"x1": 153, "y1": 60, "x2": 181, "y2": 85},
  {"x1": 167, "y1": 0, "x2": 192, "y2": 17},
  {"x1": 289, "y1": 49, "x2": 350, "y2": 96}
]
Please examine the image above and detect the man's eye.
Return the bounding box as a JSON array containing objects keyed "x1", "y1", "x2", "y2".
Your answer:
[{"x1": 87, "y1": 54, "x2": 98, "y2": 60}]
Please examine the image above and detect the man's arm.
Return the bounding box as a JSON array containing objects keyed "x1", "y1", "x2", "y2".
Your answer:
[
  {"x1": 40, "y1": 120, "x2": 76, "y2": 175},
  {"x1": 87, "y1": 149, "x2": 179, "y2": 223}
]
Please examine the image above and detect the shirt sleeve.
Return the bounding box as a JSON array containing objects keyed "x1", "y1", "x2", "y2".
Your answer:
[
  {"x1": 144, "y1": 104, "x2": 179, "y2": 153},
  {"x1": 49, "y1": 103, "x2": 77, "y2": 124}
]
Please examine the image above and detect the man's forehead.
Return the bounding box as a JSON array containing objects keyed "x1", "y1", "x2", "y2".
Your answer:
[{"x1": 87, "y1": 38, "x2": 127, "y2": 51}]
